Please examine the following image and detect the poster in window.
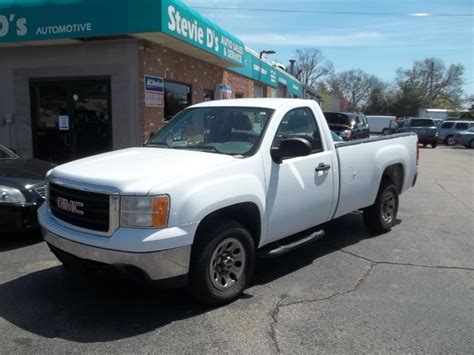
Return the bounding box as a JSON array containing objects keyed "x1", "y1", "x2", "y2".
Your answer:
[{"x1": 144, "y1": 75, "x2": 164, "y2": 107}]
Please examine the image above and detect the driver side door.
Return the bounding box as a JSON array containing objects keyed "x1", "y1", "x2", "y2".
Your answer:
[{"x1": 265, "y1": 107, "x2": 336, "y2": 243}]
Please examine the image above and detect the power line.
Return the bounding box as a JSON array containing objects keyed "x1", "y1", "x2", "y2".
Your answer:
[{"x1": 190, "y1": 6, "x2": 474, "y2": 17}]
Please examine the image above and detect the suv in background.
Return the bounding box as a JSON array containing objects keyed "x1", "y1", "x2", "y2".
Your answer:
[
  {"x1": 323, "y1": 112, "x2": 368, "y2": 140},
  {"x1": 357, "y1": 112, "x2": 370, "y2": 138},
  {"x1": 439, "y1": 121, "x2": 474, "y2": 146},
  {"x1": 397, "y1": 118, "x2": 438, "y2": 148}
]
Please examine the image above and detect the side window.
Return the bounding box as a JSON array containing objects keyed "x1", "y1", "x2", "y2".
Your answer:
[
  {"x1": 455, "y1": 122, "x2": 468, "y2": 130},
  {"x1": 441, "y1": 122, "x2": 454, "y2": 129},
  {"x1": 272, "y1": 107, "x2": 323, "y2": 153}
]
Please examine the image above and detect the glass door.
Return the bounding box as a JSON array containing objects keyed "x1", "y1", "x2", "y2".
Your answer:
[{"x1": 31, "y1": 78, "x2": 112, "y2": 164}]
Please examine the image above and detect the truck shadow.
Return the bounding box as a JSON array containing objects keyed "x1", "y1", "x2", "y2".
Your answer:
[
  {"x1": 252, "y1": 212, "x2": 401, "y2": 286},
  {"x1": 0, "y1": 212, "x2": 400, "y2": 343},
  {"x1": 0, "y1": 267, "x2": 208, "y2": 343},
  {"x1": 0, "y1": 229, "x2": 43, "y2": 252}
]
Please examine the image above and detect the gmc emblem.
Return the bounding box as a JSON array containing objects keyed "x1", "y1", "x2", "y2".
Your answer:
[{"x1": 56, "y1": 197, "x2": 84, "y2": 215}]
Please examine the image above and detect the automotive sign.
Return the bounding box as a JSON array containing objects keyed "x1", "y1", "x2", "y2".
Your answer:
[
  {"x1": 0, "y1": 0, "x2": 244, "y2": 67},
  {"x1": 162, "y1": 0, "x2": 244, "y2": 66}
]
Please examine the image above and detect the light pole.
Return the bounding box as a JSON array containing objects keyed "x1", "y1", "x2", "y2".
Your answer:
[{"x1": 258, "y1": 50, "x2": 276, "y2": 97}]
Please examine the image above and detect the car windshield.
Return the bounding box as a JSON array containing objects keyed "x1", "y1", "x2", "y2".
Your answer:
[
  {"x1": 324, "y1": 113, "x2": 351, "y2": 126},
  {"x1": 410, "y1": 119, "x2": 434, "y2": 127},
  {"x1": 0, "y1": 145, "x2": 19, "y2": 160},
  {"x1": 146, "y1": 107, "x2": 274, "y2": 156}
]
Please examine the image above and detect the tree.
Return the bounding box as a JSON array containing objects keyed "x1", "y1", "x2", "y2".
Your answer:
[
  {"x1": 395, "y1": 58, "x2": 464, "y2": 109},
  {"x1": 362, "y1": 78, "x2": 391, "y2": 114},
  {"x1": 326, "y1": 69, "x2": 379, "y2": 111},
  {"x1": 293, "y1": 48, "x2": 334, "y2": 87}
]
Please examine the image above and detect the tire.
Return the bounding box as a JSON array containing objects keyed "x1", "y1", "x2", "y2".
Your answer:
[
  {"x1": 444, "y1": 135, "x2": 455, "y2": 146},
  {"x1": 469, "y1": 140, "x2": 474, "y2": 149},
  {"x1": 382, "y1": 128, "x2": 389, "y2": 135},
  {"x1": 431, "y1": 142, "x2": 437, "y2": 148},
  {"x1": 363, "y1": 179, "x2": 399, "y2": 235},
  {"x1": 188, "y1": 220, "x2": 256, "y2": 305}
]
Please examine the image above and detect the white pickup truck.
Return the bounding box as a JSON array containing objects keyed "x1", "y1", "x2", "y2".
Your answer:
[{"x1": 38, "y1": 99, "x2": 418, "y2": 305}]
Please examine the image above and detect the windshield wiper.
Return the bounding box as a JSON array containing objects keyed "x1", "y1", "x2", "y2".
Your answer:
[
  {"x1": 144, "y1": 142, "x2": 170, "y2": 148},
  {"x1": 180, "y1": 145, "x2": 220, "y2": 153}
]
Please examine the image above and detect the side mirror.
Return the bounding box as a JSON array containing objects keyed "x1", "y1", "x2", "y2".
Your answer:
[
  {"x1": 271, "y1": 138, "x2": 312, "y2": 164},
  {"x1": 148, "y1": 131, "x2": 157, "y2": 141}
]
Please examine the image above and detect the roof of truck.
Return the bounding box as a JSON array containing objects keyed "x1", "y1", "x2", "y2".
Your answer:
[{"x1": 191, "y1": 98, "x2": 313, "y2": 109}]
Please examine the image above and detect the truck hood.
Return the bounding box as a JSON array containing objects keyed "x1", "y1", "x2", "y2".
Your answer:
[
  {"x1": 329, "y1": 124, "x2": 351, "y2": 132},
  {"x1": 50, "y1": 147, "x2": 237, "y2": 194}
]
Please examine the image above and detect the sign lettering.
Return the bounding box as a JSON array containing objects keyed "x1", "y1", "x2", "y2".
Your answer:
[
  {"x1": 166, "y1": 4, "x2": 243, "y2": 65},
  {"x1": 0, "y1": 14, "x2": 27, "y2": 37},
  {"x1": 56, "y1": 197, "x2": 84, "y2": 215}
]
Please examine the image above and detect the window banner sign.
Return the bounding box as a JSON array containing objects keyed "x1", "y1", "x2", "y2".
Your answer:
[
  {"x1": 218, "y1": 84, "x2": 232, "y2": 99},
  {"x1": 144, "y1": 75, "x2": 164, "y2": 107}
]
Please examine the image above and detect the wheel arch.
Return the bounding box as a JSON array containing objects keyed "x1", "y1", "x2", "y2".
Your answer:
[
  {"x1": 381, "y1": 163, "x2": 404, "y2": 194},
  {"x1": 194, "y1": 202, "x2": 262, "y2": 249}
]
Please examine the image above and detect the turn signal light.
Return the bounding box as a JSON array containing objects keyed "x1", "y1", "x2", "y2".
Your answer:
[{"x1": 152, "y1": 195, "x2": 170, "y2": 228}]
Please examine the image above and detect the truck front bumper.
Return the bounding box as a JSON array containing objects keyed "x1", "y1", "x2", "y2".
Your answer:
[{"x1": 42, "y1": 228, "x2": 191, "y2": 282}]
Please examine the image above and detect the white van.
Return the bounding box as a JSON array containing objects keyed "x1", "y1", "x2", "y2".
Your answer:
[{"x1": 366, "y1": 115, "x2": 397, "y2": 134}]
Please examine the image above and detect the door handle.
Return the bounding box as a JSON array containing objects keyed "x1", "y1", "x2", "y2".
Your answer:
[{"x1": 315, "y1": 163, "x2": 331, "y2": 172}]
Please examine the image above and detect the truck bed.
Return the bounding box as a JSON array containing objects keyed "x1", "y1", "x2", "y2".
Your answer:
[{"x1": 332, "y1": 133, "x2": 418, "y2": 219}]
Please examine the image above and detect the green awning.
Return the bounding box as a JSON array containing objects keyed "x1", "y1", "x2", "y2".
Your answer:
[{"x1": 0, "y1": 0, "x2": 245, "y2": 66}]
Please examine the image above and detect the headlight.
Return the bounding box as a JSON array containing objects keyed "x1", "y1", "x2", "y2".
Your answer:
[
  {"x1": 120, "y1": 195, "x2": 169, "y2": 228},
  {"x1": 0, "y1": 185, "x2": 26, "y2": 204},
  {"x1": 340, "y1": 130, "x2": 352, "y2": 138}
]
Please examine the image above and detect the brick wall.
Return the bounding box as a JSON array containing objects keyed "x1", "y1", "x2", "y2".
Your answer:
[
  {"x1": 137, "y1": 41, "x2": 256, "y2": 143},
  {"x1": 225, "y1": 70, "x2": 254, "y2": 98},
  {"x1": 138, "y1": 42, "x2": 223, "y2": 142}
]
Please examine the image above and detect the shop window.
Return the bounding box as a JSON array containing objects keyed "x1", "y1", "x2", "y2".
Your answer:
[
  {"x1": 203, "y1": 89, "x2": 214, "y2": 101},
  {"x1": 235, "y1": 92, "x2": 244, "y2": 99},
  {"x1": 254, "y1": 84, "x2": 264, "y2": 98},
  {"x1": 164, "y1": 80, "x2": 192, "y2": 120}
]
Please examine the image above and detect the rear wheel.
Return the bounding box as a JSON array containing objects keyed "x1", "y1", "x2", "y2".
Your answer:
[
  {"x1": 189, "y1": 220, "x2": 255, "y2": 305},
  {"x1": 363, "y1": 179, "x2": 399, "y2": 235},
  {"x1": 445, "y1": 135, "x2": 455, "y2": 146},
  {"x1": 469, "y1": 140, "x2": 474, "y2": 149},
  {"x1": 431, "y1": 142, "x2": 437, "y2": 148}
]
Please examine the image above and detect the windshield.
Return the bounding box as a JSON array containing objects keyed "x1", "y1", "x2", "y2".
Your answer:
[
  {"x1": 146, "y1": 107, "x2": 274, "y2": 156},
  {"x1": 0, "y1": 145, "x2": 18, "y2": 160},
  {"x1": 410, "y1": 119, "x2": 435, "y2": 127}
]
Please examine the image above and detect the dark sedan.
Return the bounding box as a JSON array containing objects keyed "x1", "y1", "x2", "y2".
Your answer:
[{"x1": 0, "y1": 145, "x2": 54, "y2": 233}]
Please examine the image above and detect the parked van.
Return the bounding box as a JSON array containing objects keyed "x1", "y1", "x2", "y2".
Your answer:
[{"x1": 366, "y1": 115, "x2": 397, "y2": 134}]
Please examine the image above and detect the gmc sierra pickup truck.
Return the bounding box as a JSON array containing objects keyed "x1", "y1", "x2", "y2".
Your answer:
[{"x1": 38, "y1": 99, "x2": 418, "y2": 305}]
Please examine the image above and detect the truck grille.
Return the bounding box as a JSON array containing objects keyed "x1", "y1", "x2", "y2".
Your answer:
[
  {"x1": 48, "y1": 183, "x2": 110, "y2": 232},
  {"x1": 35, "y1": 184, "x2": 46, "y2": 199}
]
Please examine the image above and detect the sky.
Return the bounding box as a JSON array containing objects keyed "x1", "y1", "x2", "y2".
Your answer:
[{"x1": 185, "y1": 0, "x2": 474, "y2": 96}]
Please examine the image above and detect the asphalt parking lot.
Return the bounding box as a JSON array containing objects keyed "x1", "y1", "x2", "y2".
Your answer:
[{"x1": 1, "y1": 145, "x2": 473, "y2": 353}]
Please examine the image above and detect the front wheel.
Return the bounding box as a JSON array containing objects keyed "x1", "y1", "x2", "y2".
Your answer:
[
  {"x1": 445, "y1": 135, "x2": 455, "y2": 146},
  {"x1": 189, "y1": 220, "x2": 256, "y2": 305},
  {"x1": 431, "y1": 142, "x2": 437, "y2": 148},
  {"x1": 469, "y1": 140, "x2": 474, "y2": 149},
  {"x1": 363, "y1": 179, "x2": 399, "y2": 235}
]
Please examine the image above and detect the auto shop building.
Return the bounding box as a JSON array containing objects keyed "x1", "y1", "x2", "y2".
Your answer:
[{"x1": 0, "y1": 0, "x2": 302, "y2": 163}]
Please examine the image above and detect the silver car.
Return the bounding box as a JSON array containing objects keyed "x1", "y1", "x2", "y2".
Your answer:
[
  {"x1": 454, "y1": 127, "x2": 474, "y2": 149},
  {"x1": 438, "y1": 121, "x2": 474, "y2": 146}
]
